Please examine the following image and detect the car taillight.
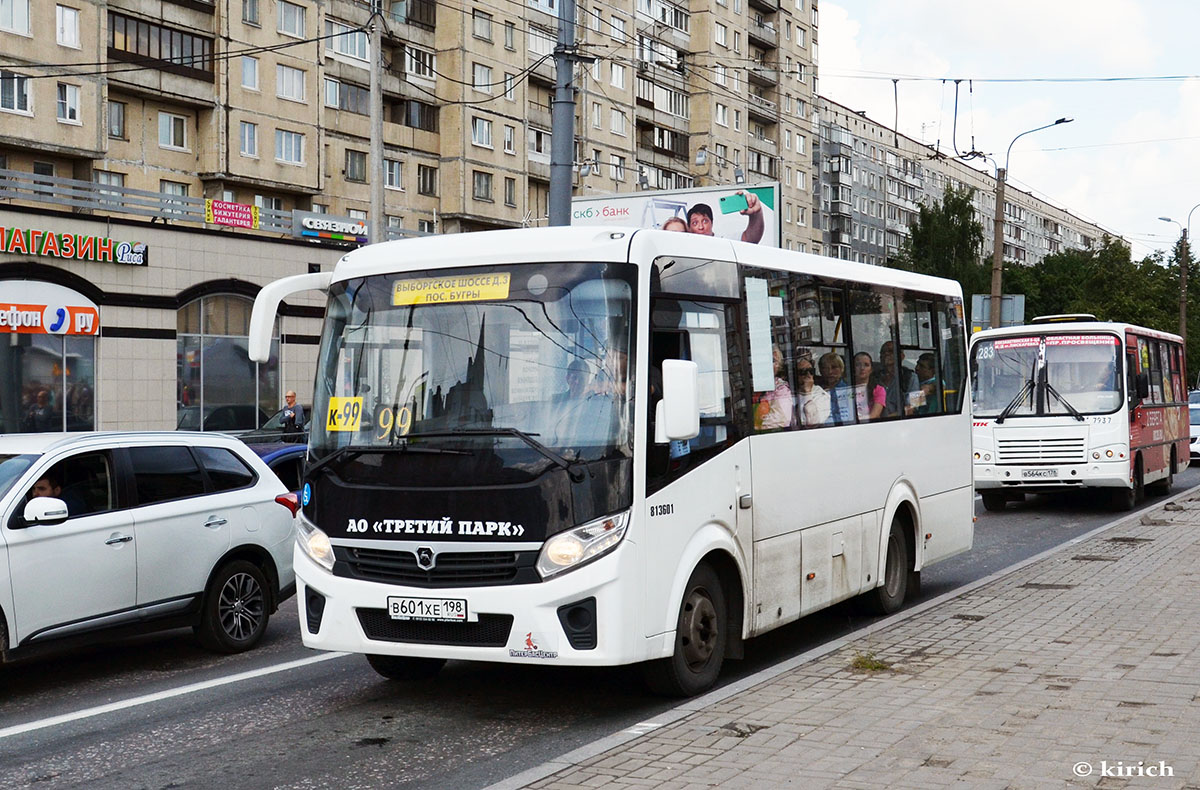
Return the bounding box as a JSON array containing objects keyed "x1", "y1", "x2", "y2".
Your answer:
[{"x1": 275, "y1": 492, "x2": 300, "y2": 516}]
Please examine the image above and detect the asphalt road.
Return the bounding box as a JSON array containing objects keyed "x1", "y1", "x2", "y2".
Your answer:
[{"x1": 2, "y1": 467, "x2": 1196, "y2": 790}]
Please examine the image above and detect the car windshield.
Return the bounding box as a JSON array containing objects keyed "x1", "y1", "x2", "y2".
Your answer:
[
  {"x1": 1190, "y1": 407, "x2": 1200, "y2": 427},
  {"x1": 0, "y1": 454, "x2": 37, "y2": 500},
  {"x1": 311, "y1": 262, "x2": 637, "y2": 480},
  {"x1": 971, "y1": 333, "x2": 1122, "y2": 418}
]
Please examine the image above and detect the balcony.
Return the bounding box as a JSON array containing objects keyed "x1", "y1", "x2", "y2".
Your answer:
[
  {"x1": 830, "y1": 200, "x2": 852, "y2": 218},
  {"x1": 747, "y1": 64, "x2": 779, "y2": 87},
  {"x1": 748, "y1": 0, "x2": 780, "y2": 11},
  {"x1": 748, "y1": 19, "x2": 778, "y2": 50},
  {"x1": 747, "y1": 94, "x2": 778, "y2": 123}
]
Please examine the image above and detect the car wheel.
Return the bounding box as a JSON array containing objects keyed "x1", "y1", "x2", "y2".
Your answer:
[
  {"x1": 196, "y1": 560, "x2": 270, "y2": 653},
  {"x1": 641, "y1": 562, "x2": 727, "y2": 697},
  {"x1": 366, "y1": 655, "x2": 446, "y2": 681}
]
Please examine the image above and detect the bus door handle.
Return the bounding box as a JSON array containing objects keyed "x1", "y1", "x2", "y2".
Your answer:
[{"x1": 739, "y1": 495, "x2": 753, "y2": 509}]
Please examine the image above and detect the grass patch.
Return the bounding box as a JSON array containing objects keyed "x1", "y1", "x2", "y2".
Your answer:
[{"x1": 850, "y1": 651, "x2": 893, "y2": 672}]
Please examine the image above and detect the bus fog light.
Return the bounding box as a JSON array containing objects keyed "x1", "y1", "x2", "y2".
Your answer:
[
  {"x1": 538, "y1": 511, "x2": 629, "y2": 579},
  {"x1": 1093, "y1": 451, "x2": 1100, "y2": 459},
  {"x1": 974, "y1": 452, "x2": 980, "y2": 460},
  {"x1": 1106, "y1": 450, "x2": 1114, "y2": 458},
  {"x1": 296, "y1": 516, "x2": 335, "y2": 571},
  {"x1": 984, "y1": 453, "x2": 991, "y2": 461}
]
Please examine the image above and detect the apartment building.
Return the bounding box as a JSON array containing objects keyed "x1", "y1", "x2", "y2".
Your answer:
[{"x1": 817, "y1": 98, "x2": 1114, "y2": 266}]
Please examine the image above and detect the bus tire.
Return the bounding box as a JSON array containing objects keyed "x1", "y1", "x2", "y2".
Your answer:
[
  {"x1": 1111, "y1": 457, "x2": 1144, "y2": 511},
  {"x1": 1149, "y1": 450, "x2": 1175, "y2": 496},
  {"x1": 980, "y1": 491, "x2": 1007, "y2": 512},
  {"x1": 862, "y1": 520, "x2": 910, "y2": 616},
  {"x1": 641, "y1": 563, "x2": 726, "y2": 697},
  {"x1": 366, "y1": 655, "x2": 446, "y2": 681}
]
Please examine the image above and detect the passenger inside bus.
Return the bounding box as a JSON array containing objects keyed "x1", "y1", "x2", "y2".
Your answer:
[
  {"x1": 794, "y1": 356, "x2": 831, "y2": 427},
  {"x1": 851, "y1": 353, "x2": 886, "y2": 422},
  {"x1": 818, "y1": 351, "x2": 853, "y2": 425}
]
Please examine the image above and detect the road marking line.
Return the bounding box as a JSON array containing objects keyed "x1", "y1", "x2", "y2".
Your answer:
[{"x1": 0, "y1": 651, "x2": 349, "y2": 740}]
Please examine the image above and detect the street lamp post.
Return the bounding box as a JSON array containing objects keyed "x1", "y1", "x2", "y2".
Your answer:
[
  {"x1": 1158, "y1": 203, "x2": 1199, "y2": 346},
  {"x1": 988, "y1": 118, "x2": 1073, "y2": 330}
]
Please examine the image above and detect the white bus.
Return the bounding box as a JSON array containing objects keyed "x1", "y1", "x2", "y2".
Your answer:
[
  {"x1": 970, "y1": 315, "x2": 1189, "y2": 512},
  {"x1": 249, "y1": 227, "x2": 974, "y2": 695}
]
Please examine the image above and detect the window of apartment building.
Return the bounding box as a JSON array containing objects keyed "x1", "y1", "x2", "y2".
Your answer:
[
  {"x1": 504, "y1": 20, "x2": 515, "y2": 48},
  {"x1": 275, "y1": 129, "x2": 304, "y2": 164},
  {"x1": 277, "y1": 0, "x2": 304, "y2": 37},
  {"x1": 592, "y1": 101, "x2": 602, "y2": 128},
  {"x1": 417, "y1": 164, "x2": 437, "y2": 196},
  {"x1": 242, "y1": 0, "x2": 259, "y2": 25},
  {"x1": 347, "y1": 208, "x2": 367, "y2": 223},
  {"x1": 472, "y1": 170, "x2": 493, "y2": 201},
  {"x1": 714, "y1": 63, "x2": 726, "y2": 86},
  {"x1": 733, "y1": 31, "x2": 740, "y2": 52},
  {"x1": 311, "y1": 203, "x2": 327, "y2": 213},
  {"x1": 504, "y1": 73, "x2": 515, "y2": 100},
  {"x1": 384, "y1": 158, "x2": 402, "y2": 189},
  {"x1": 345, "y1": 150, "x2": 367, "y2": 182},
  {"x1": 56, "y1": 83, "x2": 80, "y2": 123},
  {"x1": 610, "y1": 62, "x2": 626, "y2": 89},
  {"x1": 472, "y1": 10, "x2": 492, "y2": 40},
  {"x1": 239, "y1": 121, "x2": 257, "y2": 156},
  {"x1": 473, "y1": 63, "x2": 492, "y2": 92},
  {"x1": 529, "y1": 128, "x2": 550, "y2": 157},
  {"x1": 56, "y1": 5, "x2": 79, "y2": 47},
  {"x1": 326, "y1": 19, "x2": 368, "y2": 60},
  {"x1": 715, "y1": 103, "x2": 728, "y2": 127},
  {"x1": 529, "y1": 25, "x2": 554, "y2": 57},
  {"x1": 797, "y1": 26, "x2": 806, "y2": 48},
  {"x1": 107, "y1": 100, "x2": 125, "y2": 137},
  {"x1": 1, "y1": 0, "x2": 29, "y2": 34},
  {"x1": 241, "y1": 56, "x2": 259, "y2": 89},
  {"x1": 715, "y1": 23, "x2": 727, "y2": 47},
  {"x1": 277, "y1": 64, "x2": 305, "y2": 102},
  {"x1": 94, "y1": 170, "x2": 124, "y2": 206},
  {"x1": 108, "y1": 12, "x2": 214, "y2": 78},
  {"x1": 471, "y1": 117, "x2": 492, "y2": 147},
  {"x1": 394, "y1": 99, "x2": 438, "y2": 131},
  {"x1": 733, "y1": 109, "x2": 741, "y2": 131},
  {"x1": 160, "y1": 180, "x2": 189, "y2": 215},
  {"x1": 610, "y1": 15, "x2": 625, "y2": 41},
  {"x1": 610, "y1": 108, "x2": 626, "y2": 135},
  {"x1": 503, "y1": 125, "x2": 515, "y2": 153},
  {"x1": 610, "y1": 155, "x2": 626, "y2": 181},
  {"x1": 1, "y1": 70, "x2": 30, "y2": 113},
  {"x1": 255, "y1": 194, "x2": 283, "y2": 211},
  {"x1": 405, "y1": 46, "x2": 435, "y2": 79},
  {"x1": 418, "y1": 218, "x2": 434, "y2": 234},
  {"x1": 325, "y1": 78, "x2": 368, "y2": 114},
  {"x1": 796, "y1": 134, "x2": 805, "y2": 154},
  {"x1": 504, "y1": 176, "x2": 516, "y2": 207},
  {"x1": 158, "y1": 112, "x2": 187, "y2": 149}
]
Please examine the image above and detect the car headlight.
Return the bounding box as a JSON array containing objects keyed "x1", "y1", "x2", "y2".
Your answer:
[
  {"x1": 537, "y1": 511, "x2": 629, "y2": 579},
  {"x1": 296, "y1": 515, "x2": 335, "y2": 571}
]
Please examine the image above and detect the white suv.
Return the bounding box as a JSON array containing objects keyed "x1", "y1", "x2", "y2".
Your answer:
[{"x1": 0, "y1": 432, "x2": 297, "y2": 660}]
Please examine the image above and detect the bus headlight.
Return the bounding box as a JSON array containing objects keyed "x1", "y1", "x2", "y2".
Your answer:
[
  {"x1": 537, "y1": 511, "x2": 629, "y2": 579},
  {"x1": 296, "y1": 516, "x2": 335, "y2": 571}
]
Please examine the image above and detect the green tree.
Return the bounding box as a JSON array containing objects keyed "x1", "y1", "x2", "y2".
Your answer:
[{"x1": 893, "y1": 185, "x2": 987, "y2": 324}]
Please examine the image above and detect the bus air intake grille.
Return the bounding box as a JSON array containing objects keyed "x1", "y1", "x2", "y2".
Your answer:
[
  {"x1": 333, "y1": 547, "x2": 541, "y2": 587},
  {"x1": 356, "y1": 610, "x2": 514, "y2": 647},
  {"x1": 997, "y1": 437, "x2": 1086, "y2": 464}
]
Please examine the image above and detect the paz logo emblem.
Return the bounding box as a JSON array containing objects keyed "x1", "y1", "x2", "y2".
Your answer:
[{"x1": 415, "y1": 546, "x2": 436, "y2": 570}]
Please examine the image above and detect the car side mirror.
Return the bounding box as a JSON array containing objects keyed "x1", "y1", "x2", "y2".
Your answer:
[
  {"x1": 655, "y1": 359, "x2": 700, "y2": 443},
  {"x1": 22, "y1": 497, "x2": 69, "y2": 527}
]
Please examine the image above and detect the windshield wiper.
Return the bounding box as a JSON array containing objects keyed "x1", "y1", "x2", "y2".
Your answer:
[
  {"x1": 307, "y1": 443, "x2": 468, "y2": 478},
  {"x1": 1044, "y1": 381, "x2": 1085, "y2": 421},
  {"x1": 405, "y1": 427, "x2": 587, "y2": 482},
  {"x1": 995, "y1": 379, "x2": 1035, "y2": 424}
]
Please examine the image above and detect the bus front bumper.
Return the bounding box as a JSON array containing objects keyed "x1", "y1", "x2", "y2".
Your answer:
[
  {"x1": 292, "y1": 541, "x2": 649, "y2": 667},
  {"x1": 974, "y1": 460, "x2": 1129, "y2": 490}
]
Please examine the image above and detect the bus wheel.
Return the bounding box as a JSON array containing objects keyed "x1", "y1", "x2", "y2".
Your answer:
[
  {"x1": 1111, "y1": 457, "x2": 1144, "y2": 511},
  {"x1": 1149, "y1": 450, "x2": 1175, "y2": 496},
  {"x1": 980, "y1": 491, "x2": 1007, "y2": 512},
  {"x1": 862, "y1": 520, "x2": 911, "y2": 616},
  {"x1": 366, "y1": 655, "x2": 446, "y2": 681},
  {"x1": 641, "y1": 563, "x2": 727, "y2": 697}
]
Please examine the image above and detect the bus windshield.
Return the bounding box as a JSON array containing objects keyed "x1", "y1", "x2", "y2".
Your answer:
[
  {"x1": 971, "y1": 333, "x2": 1122, "y2": 418},
  {"x1": 311, "y1": 262, "x2": 637, "y2": 482}
]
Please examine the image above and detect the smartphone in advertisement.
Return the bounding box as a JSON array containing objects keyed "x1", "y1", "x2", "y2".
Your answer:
[{"x1": 718, "y1": 193, "x2": 749, "y2": 214}]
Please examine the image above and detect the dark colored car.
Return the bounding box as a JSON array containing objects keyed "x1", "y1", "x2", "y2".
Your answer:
[
  {"x1": 238, "y1": 404, "x2": 312, "y2": 445},
  {"x1": 246, "y1": 442, "x2": 307, "y2": 493},
  {"x1": 177, "y1": 404, "x2": 269, "y2": 434}
]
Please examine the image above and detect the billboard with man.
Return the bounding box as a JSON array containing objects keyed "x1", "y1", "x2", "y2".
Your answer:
[{"x1": 571, "y1": 183, "x2": 781, "y2": 247}]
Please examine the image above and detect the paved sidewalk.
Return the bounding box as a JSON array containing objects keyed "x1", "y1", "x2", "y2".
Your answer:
[{"x1": 500, "y1": 491, "x2": 1200, "y2": 789}]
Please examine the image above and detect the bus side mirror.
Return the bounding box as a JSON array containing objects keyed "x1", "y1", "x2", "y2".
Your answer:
[
  {"x1": 656, "y1": 360, "x2": 700, "y2": 443},
  {"x1": 1135, "y1": 372, "x2": 1150, "y2": 401}
]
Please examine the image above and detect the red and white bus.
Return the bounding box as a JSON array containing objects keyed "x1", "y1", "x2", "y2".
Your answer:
[{"x1": 970, "y1": 315, "x2": 1189, "y2": 511}]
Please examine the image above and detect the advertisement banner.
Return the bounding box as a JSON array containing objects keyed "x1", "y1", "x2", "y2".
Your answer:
[
  {"x1": 571, "y1": 183, "x2": 781, "y2": 247},
  {"x1": 205, "y1": 199, "x2": 260, "y2": 230}
]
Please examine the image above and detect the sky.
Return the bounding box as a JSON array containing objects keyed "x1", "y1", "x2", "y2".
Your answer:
[{"x1": 819, "y1": 0, "x2": 1200, "y2": 261}]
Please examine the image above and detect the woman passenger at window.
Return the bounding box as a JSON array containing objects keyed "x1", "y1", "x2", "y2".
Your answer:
[
  {"x1": 754, "y1": 346, "x2": 794, "y2": 431},
  {"x1": 851, "y1": 352, "x2": 886, "y2": 423},
  {"x1": 795, "y1": 356, "x2": 831, "y2": 427}
]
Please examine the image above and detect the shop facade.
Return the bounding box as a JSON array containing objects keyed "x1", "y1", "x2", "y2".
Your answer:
[{"x1": 0, "y1": 206, "x2": 344, "y2": 433}]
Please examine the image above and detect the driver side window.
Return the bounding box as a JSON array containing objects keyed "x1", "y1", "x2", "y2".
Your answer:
[{"x1": 29, "y1": 452, "x2": 115, "y2": 519}]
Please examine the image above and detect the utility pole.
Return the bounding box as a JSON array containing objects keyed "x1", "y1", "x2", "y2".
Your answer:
[
  {"x1": 988, "y1": 167, "x2": 1007, "y2": 330},
  {"x1": 369, "y1": 2, "x2": 384, "y2": 244},
  {"x1": 548, "y1": 0, "x2": 579, "y2": 226},
  {"x1": 1180, "y1": 228, "x2": 1189, "y2": 347}
]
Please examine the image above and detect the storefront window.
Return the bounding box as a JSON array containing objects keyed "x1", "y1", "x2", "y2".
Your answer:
[
  {"x1": 177, "y1": 294, "x2": 279, "y2": 431},
  {"x1": 0, "y1": 282, "x2": 98, "y2": 433}
]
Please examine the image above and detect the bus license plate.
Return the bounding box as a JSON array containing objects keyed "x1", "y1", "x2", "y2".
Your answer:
[
  {"x1": 387, "y1": 596, "x2": 468, "y2": 622},
  {"x1": 1021, "y1": 469, "x2": 1057, "y2": 479}
]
